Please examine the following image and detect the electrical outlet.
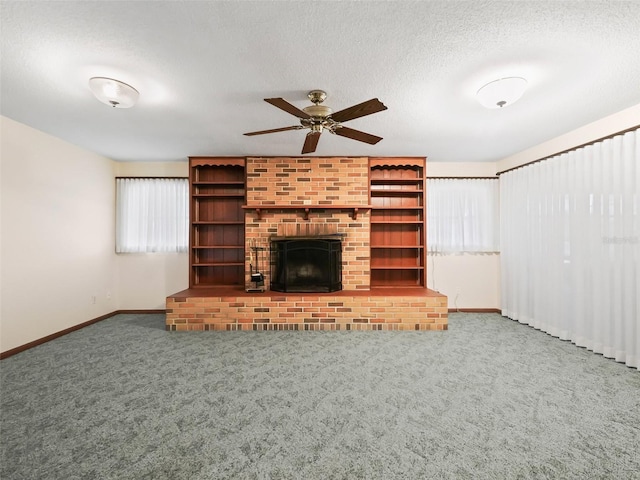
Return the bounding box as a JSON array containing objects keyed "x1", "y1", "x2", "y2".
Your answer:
[
  {"x1": 106, "y1": 291, "x2": 112, "y2": 300},
  {"x1": 91, "y1": 296, "x2": 97, "y2": 304}
]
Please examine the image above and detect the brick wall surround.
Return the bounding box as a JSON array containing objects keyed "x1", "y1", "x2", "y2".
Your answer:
[
  {"x1": 167, "y1": 156, "x2": 448, "y2": 331},
  {"x1": 244, "y1": 210, "x2": 370, "y2": 290},
  {"x1": 244, "y1": 156, "x2": 371, "y2": 290},
  {"x1": 246, "y1": 156, "x2": 369, "y2": 205}
]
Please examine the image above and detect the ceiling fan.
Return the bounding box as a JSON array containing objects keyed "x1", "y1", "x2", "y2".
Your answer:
[{"x1": 244, "y1": 90, "x2": 387, "y2": 154}]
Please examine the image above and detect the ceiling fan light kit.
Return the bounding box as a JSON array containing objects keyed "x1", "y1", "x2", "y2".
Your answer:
[
  {"x1": 88, "y1": 77, "x2": 139, "y2": 108},
  {"x1": 476, "y1": 77, "x2": 528, "y2": 109},
  {"x1": 244, "y1": 90, "x2": 387, "y2": 154}
]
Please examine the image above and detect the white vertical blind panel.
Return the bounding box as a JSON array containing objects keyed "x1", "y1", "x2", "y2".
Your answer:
[{"x1": 501, "y1": 128, "x2": 639, "y2": 369}]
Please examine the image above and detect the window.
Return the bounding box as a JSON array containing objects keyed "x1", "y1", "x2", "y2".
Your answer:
[
  {"x1": 427, "y1": 178, "x2": 499, "y2": 253},
  {"x1": 116, "y1": 178, "x2": 188, "y2": 253}
]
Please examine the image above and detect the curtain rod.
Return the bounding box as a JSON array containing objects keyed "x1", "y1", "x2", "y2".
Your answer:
[{"x1": 496, "y1": 124, "x2": 640, "y2": 176}]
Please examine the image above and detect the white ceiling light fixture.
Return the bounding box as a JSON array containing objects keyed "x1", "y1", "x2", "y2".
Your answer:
[
  {"x1": 88, "y1": 77, "x2": 139, "y2": 108},
  {"x1": 476, "y1": 77, "x2": 528, "y2": 109}
]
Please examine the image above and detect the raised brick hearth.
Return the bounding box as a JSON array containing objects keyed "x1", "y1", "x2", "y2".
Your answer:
[{"x1": 166, "y1": 287, "x2": 448, "y2": 331}]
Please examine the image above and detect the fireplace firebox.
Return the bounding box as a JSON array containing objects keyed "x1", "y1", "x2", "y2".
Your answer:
[{"x1": 270, "y1": 237, "x2": 342, "y2": 292}]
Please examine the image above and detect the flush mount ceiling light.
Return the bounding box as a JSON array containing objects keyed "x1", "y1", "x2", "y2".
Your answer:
[
  {"x1": 476, "y1": 77, "x2": 527, "y2": 109},
  {"x1": 88, "y1": 77, "x2": 139, "y2": 108}
]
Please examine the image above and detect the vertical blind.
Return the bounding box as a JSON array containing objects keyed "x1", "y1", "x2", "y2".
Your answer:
[
  {"x1": 427, "y1": 178, "x2": 500, "y2": 253},
  {"x1": 116, "y1": 178, "x2": 189, "y2": 253},
  {"x1": 500, "y1": 128, "x2": 639, "y2": 369}
]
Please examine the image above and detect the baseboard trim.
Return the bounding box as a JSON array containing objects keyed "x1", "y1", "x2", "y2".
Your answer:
[
  {"x1": 117, "y1": 309, "x2": 166, "y2": 315},
  {"x1": 448, "y1": 308, "x2": 501, "y2": 313},
  {"x1": 0, "y1": 309, "x2": 167, "y2": 360}
]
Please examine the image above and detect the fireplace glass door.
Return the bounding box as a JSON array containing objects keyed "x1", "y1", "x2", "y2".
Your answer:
[{"x1": 270, "y1": 238, "x2": 342, "y2": 293}]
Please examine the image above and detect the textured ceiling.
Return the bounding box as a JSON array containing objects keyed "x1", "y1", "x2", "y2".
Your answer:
[{"x1": 2, "y1": 0, "x2": 640, "y2": 162}]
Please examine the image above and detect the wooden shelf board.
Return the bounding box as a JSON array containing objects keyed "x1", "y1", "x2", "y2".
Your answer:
[
  {"x1": 370, "y1": 190, "x2": 424, "y2": 195},
  {"x1": 243, "y1": 204, "x2": 372, "y2": 220},
  {"x1": 370, "y1": 221, "x2": 423, "y2": 224},
  {"x1": 370, "y1": 266, "x2": 425, "y2": 270},
  {"x1": 371, "y1": 179, "x2": 424, "y2": 184},
  {"x1": 371, "y1": 245, "x2": 424, "y2": 249},
  {"x1": 193, "y1": 194, "x2": 245, "y2": 198},
  {"x1": 193, "y1": 221, "x2": 244, "y2": 225},
  {"x1": 192, "y1": 245, "x2": 244, "y2": 249},
  {"x1": 192, "y1": 262, "x2": 244, "y2": 267},
  {"x1": 371, "y1": 207, "x2": 424, "y2": 210},
  {"x1": 243, "y1": 204, "x2": 371, "y2": 210},
  {"x1": 369, "y1": 157, "x2": 426, "y2": 168},
  {"x1": 190, "y1": 157, "x2": 245, "y2": 167},
  {"x1": 193, "y1": 181, "x2": 245, "y2": 186}
]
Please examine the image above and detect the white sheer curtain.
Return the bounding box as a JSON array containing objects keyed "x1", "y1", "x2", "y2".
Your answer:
[
  {"x1": 427, "y1": 178, "x2": 500, "y2": 253},
  {"x1": 501, "y1": 128, "x2": 639, "y2": 369},
  {"x1": 116, "y1": 178, "x2": 189, "y2": 253}
]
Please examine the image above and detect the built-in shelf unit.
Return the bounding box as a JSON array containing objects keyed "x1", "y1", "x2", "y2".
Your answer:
[
  {"x1": 369, "y1": 157, "x2": 426, "y2": 287},
  {"x1": 189, "y1": 157, "x2": 245, "y2": 287}
]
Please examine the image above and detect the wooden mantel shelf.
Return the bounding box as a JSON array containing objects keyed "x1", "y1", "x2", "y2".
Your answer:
[{"x1": 243, "y1": 205, "x2": 372, "y2": 220}]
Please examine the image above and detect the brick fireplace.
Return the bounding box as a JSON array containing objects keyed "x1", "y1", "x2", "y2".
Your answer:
[
  {"x1": 243, "y1": 156, "x2": 371, "y2": 290},
  {"x1": 165, "y1": 156, "x2": 448, "y2": 331}
]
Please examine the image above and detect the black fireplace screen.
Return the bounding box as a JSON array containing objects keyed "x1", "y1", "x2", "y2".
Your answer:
[{"x1": 270, "y1": 238, "x2": 342, "y2": 293}]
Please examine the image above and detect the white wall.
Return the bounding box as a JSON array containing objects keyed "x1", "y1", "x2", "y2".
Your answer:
[
  {"x1": 114, "y1": 161, "x2": 188, "y2": 178},
  {"x1": 497, "y1": 103, "x2": 640, "y2": 172},
  {"x1": 114, "y1": 161, "x2": 189, "y2": 309},
  {"x1": 426, "y1": 161, "x2": 501, "y2": 309},
  {"x1": 116, "y1": 252, "x2": 188, "y2": 309},
  {"x1": 427, "y1": 253, "x2": 501, "y2": 310},
  {"x1": 0, "y1": 116, "x2": 117, "y2": 353},
  {"x1": 427, "y1": 161, "x2": 497, "y2": 178}
]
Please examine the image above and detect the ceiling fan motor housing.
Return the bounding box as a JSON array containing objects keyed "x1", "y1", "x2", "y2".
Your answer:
[{"x1": 302, "y1": 104, "x2": 333, "y2": 118}]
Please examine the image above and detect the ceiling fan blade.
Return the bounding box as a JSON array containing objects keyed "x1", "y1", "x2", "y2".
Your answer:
[
  {"x1": 330, "y1": 98, "x2": 387, "y2": 123},
  {"x1": 244, "y1": 125, "x2": 303, "y2": 136},
  {"x1": 301, "y1": 131, "x2": 321, "y2": 154},
  {"x1": 333, "y1": 126, "x2": 383, "y2": 145},
  {"x1": 265, "y1": 98, "x2": 312, "y2": 119}
]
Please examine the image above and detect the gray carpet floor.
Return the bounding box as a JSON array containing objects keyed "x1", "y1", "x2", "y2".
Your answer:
[{"x1": 1, "y1": 313, "x2": 639, "y2": 480}]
